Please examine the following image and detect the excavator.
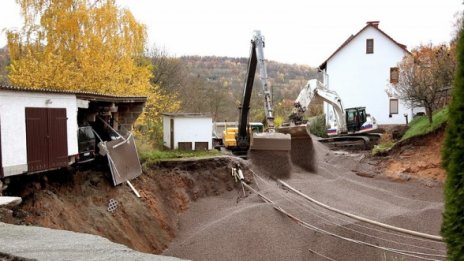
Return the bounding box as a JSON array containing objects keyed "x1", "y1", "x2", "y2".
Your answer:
[
  {"x1": 278, "y1": 79, "x2": 378, "y2": 169},
  {"x1": 228, "y1": 31, "x2": 292, "y2": 178}
]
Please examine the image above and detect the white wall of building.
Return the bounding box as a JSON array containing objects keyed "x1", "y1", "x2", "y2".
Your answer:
[
  {"x1": 0, "y1": 91, "x2": 78, "y2": 176},
  {"x1": 324, "y1": 26, "x2": 416, "y2": 125},
  {"x1": 162, "y1": 115, "x2": 171, "y2": 149},
  {"x1": 163, "y1": 115, "x2": 212, "y2": 150}
]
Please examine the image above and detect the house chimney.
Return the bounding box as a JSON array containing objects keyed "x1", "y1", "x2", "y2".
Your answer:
[{"x1": 367, "y1": 21, "x2": 380, "y2": 28}]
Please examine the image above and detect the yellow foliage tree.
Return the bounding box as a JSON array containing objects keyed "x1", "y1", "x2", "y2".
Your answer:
[
  {"x1": 7, "y1": 0, "x2": 180, "y2": 142},
  {"x1": 8, "y1": 0, "x2": 148, "y2": 95}
]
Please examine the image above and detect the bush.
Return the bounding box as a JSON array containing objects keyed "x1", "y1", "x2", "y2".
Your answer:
[
  {"x1": 442, "y1": 21, "x2": 464, "y2": 259},
  {"x1": 308, "y1": 114, "x2": 328, "y2": 138}
]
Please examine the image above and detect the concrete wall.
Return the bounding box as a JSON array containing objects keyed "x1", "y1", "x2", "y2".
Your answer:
[
  {"x1": 323, "y1": 26, "x2": 419, "y2": 125},
  {"x1": 0, "y1": 91, "x2": 78, "y2": 176},
  {"x1": 163, "y1": 116, "x2": 212, "y2": 150}
]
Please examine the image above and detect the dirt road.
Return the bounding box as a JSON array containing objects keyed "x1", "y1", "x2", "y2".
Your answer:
[{"x1": 164, "y1": 141, "x2": 445, "y2": 260}]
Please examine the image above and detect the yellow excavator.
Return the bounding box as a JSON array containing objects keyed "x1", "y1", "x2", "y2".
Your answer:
[{"x1": 228, "y1": 31, "x2": 292, "y2": 178}]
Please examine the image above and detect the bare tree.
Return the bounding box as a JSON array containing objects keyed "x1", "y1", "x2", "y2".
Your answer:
[
  {"x1": 394, "y1": 44, "x2": 455, "y2": 124},
  {"x1": 148, "y1": 46, "x2": 185, "y2": 92}
]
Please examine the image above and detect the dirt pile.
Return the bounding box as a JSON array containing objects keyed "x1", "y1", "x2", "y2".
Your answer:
[
  {"x1": 248, "y1": 150, "x2": 292, "y2": 179},
  {"x1": 290, "y1": 136, "x2": 317, "y2": 172},
  {"x1": 1, "y1": 156, "x2": 250, "y2": 254},
  {"x1": 382, "y1": 128, "x2": 446, "y2": 184}
]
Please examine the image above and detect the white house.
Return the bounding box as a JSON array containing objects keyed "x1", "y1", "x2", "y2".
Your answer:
[
  {"x1": 0, "y1": 85, "x2": 146, "y2": 178},
  {"x1": 319, "y1": 21, "x2": 421, "y2": 126},
  {"x1": 163, "y1": 113, "x2": 212, "y2": 150}
]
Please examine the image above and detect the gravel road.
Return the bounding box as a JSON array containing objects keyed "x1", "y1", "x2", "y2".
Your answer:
[{"x1": 0, "y1": 222, "x2": 185, "y2": 261}]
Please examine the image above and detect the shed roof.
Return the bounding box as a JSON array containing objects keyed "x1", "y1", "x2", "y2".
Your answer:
[
  {"x1": 0, "y1": 85, "x2": 147, "y2": 103},
  {"x1": 318, "y1": 21, "x2": 411, "y2": 71},
  {"x1": 163, "y1": 113, "x2": 211, "y2": 118}
]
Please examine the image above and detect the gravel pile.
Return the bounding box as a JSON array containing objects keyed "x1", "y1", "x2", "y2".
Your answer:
[{"x1": 164, "y1": 137, "x2": 446, "y2": 260}]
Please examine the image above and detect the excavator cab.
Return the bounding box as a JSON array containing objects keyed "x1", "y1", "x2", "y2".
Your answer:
[{"x1": 345, "y1": 107, "x2": 367, "y2": 133}]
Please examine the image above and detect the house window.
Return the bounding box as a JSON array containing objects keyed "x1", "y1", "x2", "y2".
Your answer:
[
  {"x1": 389, "y1": 99, "x2": 399, "y2": 115},
  {"x1": 366, "y1": 39, "x2": 374, "y2": 54},
  {"x1": 390, "y1": 67, "x2": 399, "y2": 84}
]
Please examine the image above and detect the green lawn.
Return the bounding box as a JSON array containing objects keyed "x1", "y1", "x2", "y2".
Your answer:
[
  {"x1": 140, "y1": 149, "x2": 222, "y2": 164},
  {"x1": 372, "y1": 107, "x2": 448, "y2": 155},
  {"x1": 400, "y1": 107, "x2": 448, "y2": 141}
]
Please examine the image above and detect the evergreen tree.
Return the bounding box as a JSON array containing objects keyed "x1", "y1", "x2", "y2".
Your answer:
[{"x1": 442, "y1": 19, "x2": 464, "y2": 260}]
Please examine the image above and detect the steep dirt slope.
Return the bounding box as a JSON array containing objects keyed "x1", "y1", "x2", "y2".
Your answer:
[
  {"x1": 383, "y1": 128, "x2": 445, "y2": 184},
  {"x1": 0, "y1": 157, "x2": 249, "y2": 254}
]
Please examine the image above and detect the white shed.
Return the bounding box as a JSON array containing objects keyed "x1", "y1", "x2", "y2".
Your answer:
[
  {"x1": 163, "y1": 113, "x2": 212, "y2": 150},
  {"x1": 0, "y1": 85, "x2": 147, "y2": 178},
  {"x1": 0, "y1": 88, "x2": 78, "y2": 177}
]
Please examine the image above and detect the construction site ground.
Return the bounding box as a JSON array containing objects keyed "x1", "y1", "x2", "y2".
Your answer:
[{"x1": 0, "y1": 129, "x2": 446, "y2": 260}]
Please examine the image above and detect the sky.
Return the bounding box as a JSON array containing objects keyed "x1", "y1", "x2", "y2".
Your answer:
[{"x1": 0, "y1": 0, "x2": 462, "y2": 66}]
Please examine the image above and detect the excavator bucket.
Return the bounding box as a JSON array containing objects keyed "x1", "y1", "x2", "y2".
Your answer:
[
  {"x1": 276, "y1": 123, "x2": 316, "y2": 172},
  {"x1": 248, "y1": 132, "x2": 292, "y2": 179}
]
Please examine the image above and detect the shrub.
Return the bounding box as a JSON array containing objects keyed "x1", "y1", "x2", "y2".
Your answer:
[
  {"x1": 441, "y1": 21, "x2": 464, "y2": 259},
  {"x1": 308, "y1": 114, "x2": 328, "y2": 138}
]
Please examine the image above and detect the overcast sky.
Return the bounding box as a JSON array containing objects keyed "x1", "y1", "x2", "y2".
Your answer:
[{"x1": 0, "y1": 0, "x2": 462, "y2": 66}]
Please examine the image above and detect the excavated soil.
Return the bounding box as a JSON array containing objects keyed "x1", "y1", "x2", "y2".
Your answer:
[
  {"x1": 0, "y1": 157, "x2": 251, "y2": 255},
  {"x1": 382, "y1": 128, "x2": 446, "y2": 184},
  {"x1": 0, "y1": 130, "x2": 446, "y2": 260}
]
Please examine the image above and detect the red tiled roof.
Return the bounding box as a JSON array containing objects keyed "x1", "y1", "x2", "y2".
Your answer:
[{"x1": 318, "y1": 21, "x2": 411, "y2": 70}]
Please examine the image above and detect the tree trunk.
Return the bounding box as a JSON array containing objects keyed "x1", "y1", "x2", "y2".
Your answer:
[{"x1": 425, "y1": 106, "x2": 433, "y2": 124}]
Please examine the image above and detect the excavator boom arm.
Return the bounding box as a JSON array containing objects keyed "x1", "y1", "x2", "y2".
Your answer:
[
  {"x1": 292, "y1": 79, "x2": 347, "y2": 134},
  {"x1": 236, "y1": 31, "x2": 277, "y2": 150}
]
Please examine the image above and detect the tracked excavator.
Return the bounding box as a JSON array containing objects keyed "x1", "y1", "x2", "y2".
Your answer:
[
  {"x1": 278, "y1": 79, "x2": 379, "y2": 170},
  {"x1": 230, "y1": 30, "x2": 292, "y2": 178}
]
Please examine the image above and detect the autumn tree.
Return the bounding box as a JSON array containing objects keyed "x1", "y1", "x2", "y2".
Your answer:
[
  {"x1": 8, "y1": 0, "x2": 150, "y2": 94},
  {"x1": 393, "y1": 44, "x2": 455, "y2": 124},
  {"x1": 7, "y1": 0, "x2": 179, "y2": 143}
]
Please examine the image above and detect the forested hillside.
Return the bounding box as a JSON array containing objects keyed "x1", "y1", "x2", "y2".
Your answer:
[{"x1": 176, "y1": 55, "x2": 319, "y2": 123}]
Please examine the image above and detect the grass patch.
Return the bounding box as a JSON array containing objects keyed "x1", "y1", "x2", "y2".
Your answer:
[
  {"x1": 372, "y1": 141, "x2": 395, "y2": 156},
  {"x1": 140, "y1": 149, "x2": 222, "y2": 164},
  {"x1": 401, "y1": 107, "x2": 448, "y2": 141},
  {"x1": 372, "y1": 107, "x2": 448, "y2": 156}
]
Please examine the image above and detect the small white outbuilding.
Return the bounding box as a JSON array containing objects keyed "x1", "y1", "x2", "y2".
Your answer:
[{"x1": 163, "y1": 113, "x2": 212, "y2": 150}]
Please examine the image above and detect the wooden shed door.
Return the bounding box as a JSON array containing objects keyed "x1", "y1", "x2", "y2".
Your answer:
[
  {"x1": 48, "y1": 109, "x2": 68, "y2": 169},
  {"x1": 26, "y1": 108, "x2": 68, "y2": 172},
  {"x1": 170, "y1": 119, "x2": 174, "y2": 150}
]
